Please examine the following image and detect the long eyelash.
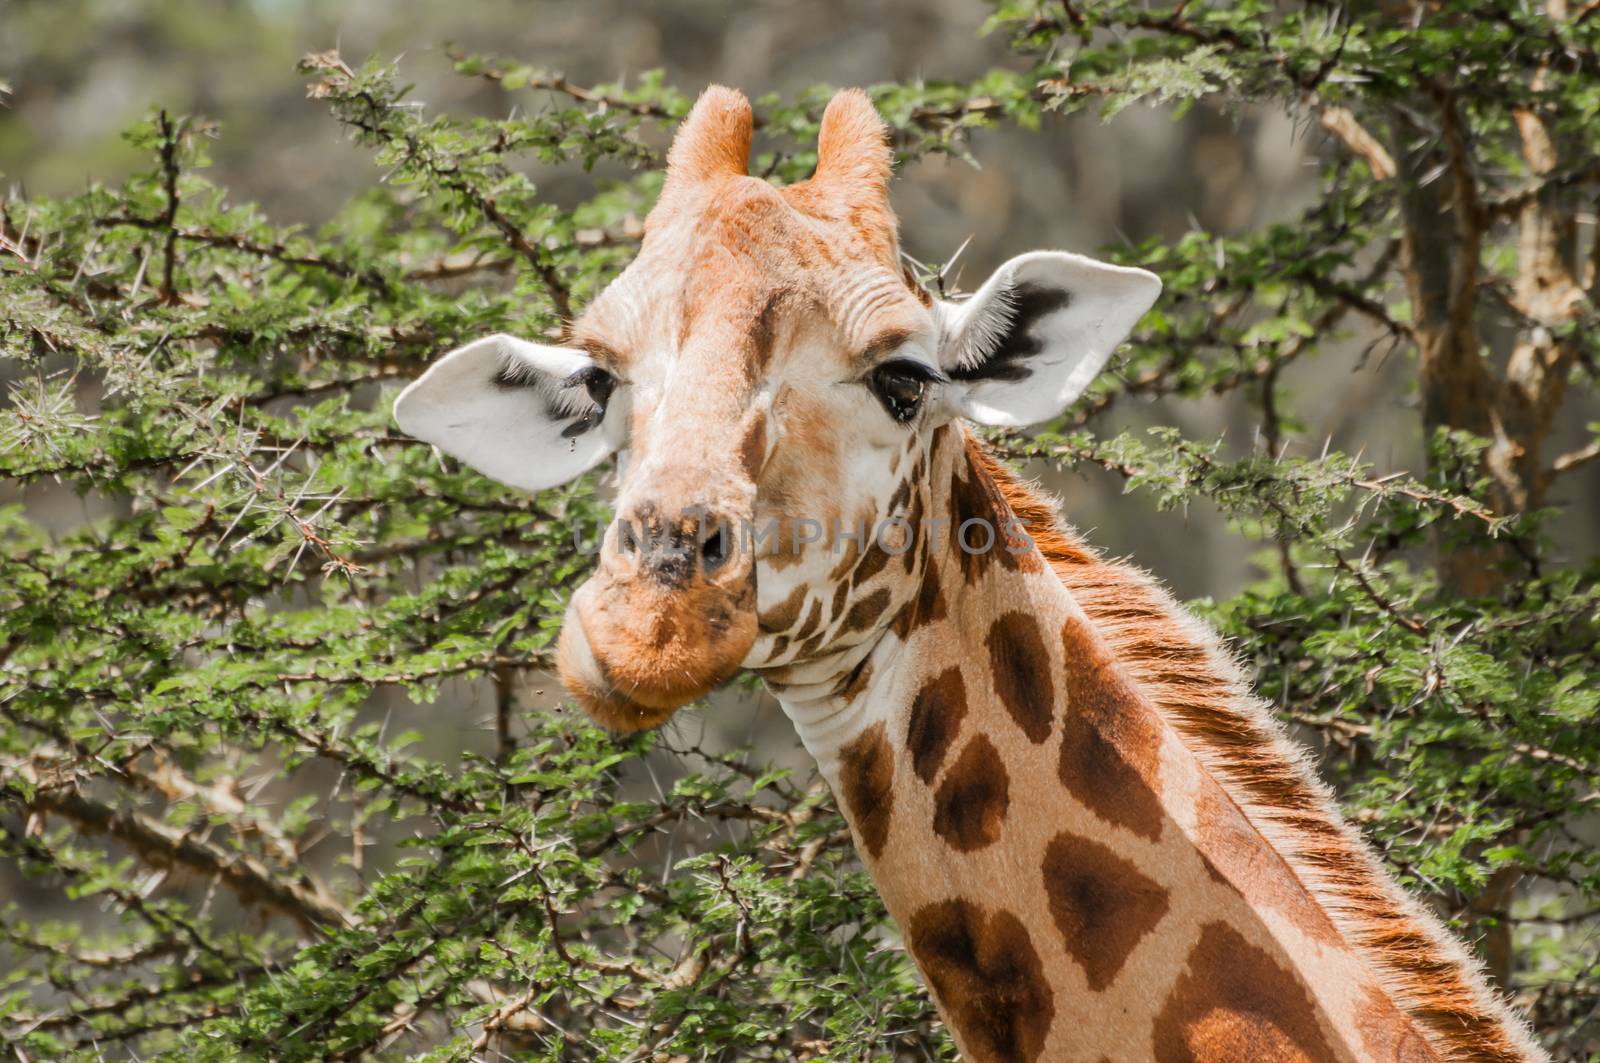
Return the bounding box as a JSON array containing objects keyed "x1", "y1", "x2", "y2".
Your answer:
[
  {"x1": 493, "y1": 354, "x2": 601, "y2": 420},
  {"x1": 874, "y1": 358, "x2": 948, "y2": 384}
]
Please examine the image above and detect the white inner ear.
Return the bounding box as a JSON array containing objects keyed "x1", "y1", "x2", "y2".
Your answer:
[
  {"x1": 938, "y1": 250, "x2": 1161, "y2": 428},
  {"x1": 393, "y1": 333, "x2": 623, "y2": 493}
]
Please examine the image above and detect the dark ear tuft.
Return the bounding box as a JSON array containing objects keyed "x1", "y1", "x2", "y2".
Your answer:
[
  {"x1": 490, "y1": 350, "x2": 604, "y2": 435},
  {"x1": 492, "y1": 358, "x2": 541, "y2": 391},
  {"x1": 392, "y1": 333, "x2": 622, "y2": 492},
  {"x1": 948, "y1": 283, "x2": 1071, "y2": 383},
  {"x1": 936, "y1": 251, "x2": 1160, "y2": 428}
]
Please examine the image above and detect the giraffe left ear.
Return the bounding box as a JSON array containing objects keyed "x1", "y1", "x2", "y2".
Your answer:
[
  {"x1": 393, "y1": 334, "x2": 625, "y2": 492},
  {"x1": 936, "y1": 251, "x2": 1161, "y2": 427}
]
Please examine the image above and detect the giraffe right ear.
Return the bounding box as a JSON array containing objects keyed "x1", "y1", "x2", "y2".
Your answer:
[
  {"x1": 936, "y1": 251, "x2": 1161, "y2": 427},
  {"x1": 393, "y1": 334, "x2": 625, "y2": 492}
]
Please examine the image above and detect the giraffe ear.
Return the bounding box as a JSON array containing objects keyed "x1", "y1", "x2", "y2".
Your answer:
[
  {"x1": 812, "y1": 88, "x2": 891, "y2": 198},
  {"x1": 937, "y1": 251, "x2": 1161, "y2": 427},
  {"x1": 664, "y1": 85, "x2": 752, "y2": 187},
  {"x1": 393, "y1": 334, "x2": 624, "y2": 492}
]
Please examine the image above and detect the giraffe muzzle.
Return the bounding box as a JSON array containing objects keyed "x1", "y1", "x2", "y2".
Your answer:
[{"x1": 555, "y1": 501, "x2": 758, "y2": 733}]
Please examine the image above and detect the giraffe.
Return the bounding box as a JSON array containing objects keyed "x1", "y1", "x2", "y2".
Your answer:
[{"x1": 392, "y1": 86, "x2": 1549, "y2": 1062}]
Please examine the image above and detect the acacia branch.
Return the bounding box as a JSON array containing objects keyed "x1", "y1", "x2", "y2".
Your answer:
[
  {"x1": 448, "y1": 52, "x2": 680, "y2": 119},
  {"x1": 156, "y1": 111, "x2": 182, "y2": 305},
  {"x1": 1288, "y1": 712, "x2": 1590, "y2": 774},
  {"x1": 1319, "y1": 106, "x2": 1397, "y2": 180},
  {"x1": 0, "y1": 821, "x2": 236, "y2": 962},
  {"x1": 3, "y1": 772, "x2": 351, "y2": 934},
  {"x1": 95, "y1": 214, "x2": 392, "y2": 293},
  {"x1": 1488, "y1": 160, "x2": 1600, "y2": 217},
  {"x1": 305, "y1": 50, "x2": 573, "y2": 319},
  {"x1": 8, "y1": 715, "x2": 305, "y2": 869},
  {"x1": 1550, "y1": 440, "x2": 1600, "y2": 477}
]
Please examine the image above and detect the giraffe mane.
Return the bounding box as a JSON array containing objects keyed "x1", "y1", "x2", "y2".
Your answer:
[{"x1": 967, "y1": 434, "x2": 1544, "y2": 1063}]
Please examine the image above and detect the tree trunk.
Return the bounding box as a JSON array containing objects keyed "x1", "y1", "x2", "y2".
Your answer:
[{"x1": 1390, "y1": 52, "x2": 1587, "y2": 986}]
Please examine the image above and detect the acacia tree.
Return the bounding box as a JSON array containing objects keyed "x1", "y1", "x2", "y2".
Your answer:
[{"x1": 2, "y1": 2, "x2": 1597, "y2": 1059}]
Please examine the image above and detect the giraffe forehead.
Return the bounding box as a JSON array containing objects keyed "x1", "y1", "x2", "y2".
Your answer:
[{"x1": 578, "y1": 178, "x2": 927, "y2": 371}]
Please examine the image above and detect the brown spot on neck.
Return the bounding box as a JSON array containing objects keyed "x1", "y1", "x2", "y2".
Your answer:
[
  {"x1": 837, "y1": 721, "x2": 895, "y2": 860},
  {"x1": 1058, "y1": 617, "x2": 1166, "y2": 842},
  {"x1": 1154, "y1": 921, "x2": 1339, "y2": 1063},
  {"x1": 987, "y1": 612, "x2": 1056, "y2": 744},
  {"x1": 842, "y1": 587, "x2": 892, "y2": 633},
  {"x1": 831, "y1": 655, "x2": 873, "y2": 702},
  {"x1": 828, "y1": 534, "x2": 862, "y2": 580},
  {"x1": 949, "y1": 463, "x2": 1001, "y2": 584},
  {"x1": 850, "y1": 533, "x2": 894, "y2": 588},
  {"x1": 1041, "y1": 831, "x2": 1170, "y2": 992},
  {"x1": 950, "y1": 435, "x2": 1041, "y2": 583},
  {"x1": 886, "y1": 475, "x2": 913, "y2": 515},
  {"x1": 796, "y1": 629, "x2": 828, "y2": 660},
  {"x1": 758, "y1": 583, "x2": 808, "y2": 634},
  {"x1": 906, "y1": 900, "x2": 1055, "y2": 1063},
  {"x1": 902, "y1": 482, "x2": 927, "y2": 573},
  {"x1": 829, "y1": 579, "x2": 850, "y2": 622},
  {"x1": 794, "y1": 597, "x2": 825, "y2": 641},
  {"x1": 891, "y1": 552, "x2": 946, "y2": 639},
  {"x1": 932, "y1": 734, "x2": 1010, "y2": 852},
  {"x1": 905, "y1": 666, "x2": 967, "y2": 785}
]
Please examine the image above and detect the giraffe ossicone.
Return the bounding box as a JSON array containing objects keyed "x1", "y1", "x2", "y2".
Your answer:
[{"x1": 393, "y1": 85, "x2": 1548, "y2": 1063}]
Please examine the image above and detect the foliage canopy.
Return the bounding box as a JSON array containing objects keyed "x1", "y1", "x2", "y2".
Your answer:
[{"x1": 2, "y1": 2, "x2": 1598, "y2": 1059}]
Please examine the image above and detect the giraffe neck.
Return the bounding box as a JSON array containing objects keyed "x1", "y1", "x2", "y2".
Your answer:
[{"x1": 763, "y1": 428, "x2": 1539, "y2": 1063}]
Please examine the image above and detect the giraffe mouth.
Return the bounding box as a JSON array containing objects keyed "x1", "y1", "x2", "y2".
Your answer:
[{"x1": 556, "y1": 572, "x2": 758, "y2": 733}]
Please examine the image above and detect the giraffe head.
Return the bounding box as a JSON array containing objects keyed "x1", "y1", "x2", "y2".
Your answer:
[{"x1": 394, "y1": 86, "x2": 1159, "y2": 732}]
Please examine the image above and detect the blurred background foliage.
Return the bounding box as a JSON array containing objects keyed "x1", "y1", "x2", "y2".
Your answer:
[{"x1": 0, "y1": 0, "x2": 1597, "y2": 1059}]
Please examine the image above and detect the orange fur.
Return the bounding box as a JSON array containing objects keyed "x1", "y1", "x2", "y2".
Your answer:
[
  {"x1": 665, "y1": 85, "x2": 753, "y2": 185},
  {"x1": 967, "y1": 435, "x2": 1544, "y2": 1063},
  {"x1": 813, "y1": 88, "x2": 893, "y2": 195}
]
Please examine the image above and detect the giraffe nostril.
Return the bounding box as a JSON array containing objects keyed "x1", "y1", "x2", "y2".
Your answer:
[
  {"x1": 617, "y1": 520, "x2": 639, "y2": 555},
  {"x1": 699, "y1": 521, "x2": 731, "y2": 574}
]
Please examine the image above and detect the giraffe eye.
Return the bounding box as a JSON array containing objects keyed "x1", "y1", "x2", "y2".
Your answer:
[
  {"x1": 868, "y1": 360, "x2": 939, "y2": 424},
  {"x1": 557, "y1": 365, "x2": 618, "y2": 439},
  {"x1": 570, "y1": 366, "x2": 616, "y2": 411},
  {"x1": 561, "y1": 365, "x2": 617, "y2": 418}
]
